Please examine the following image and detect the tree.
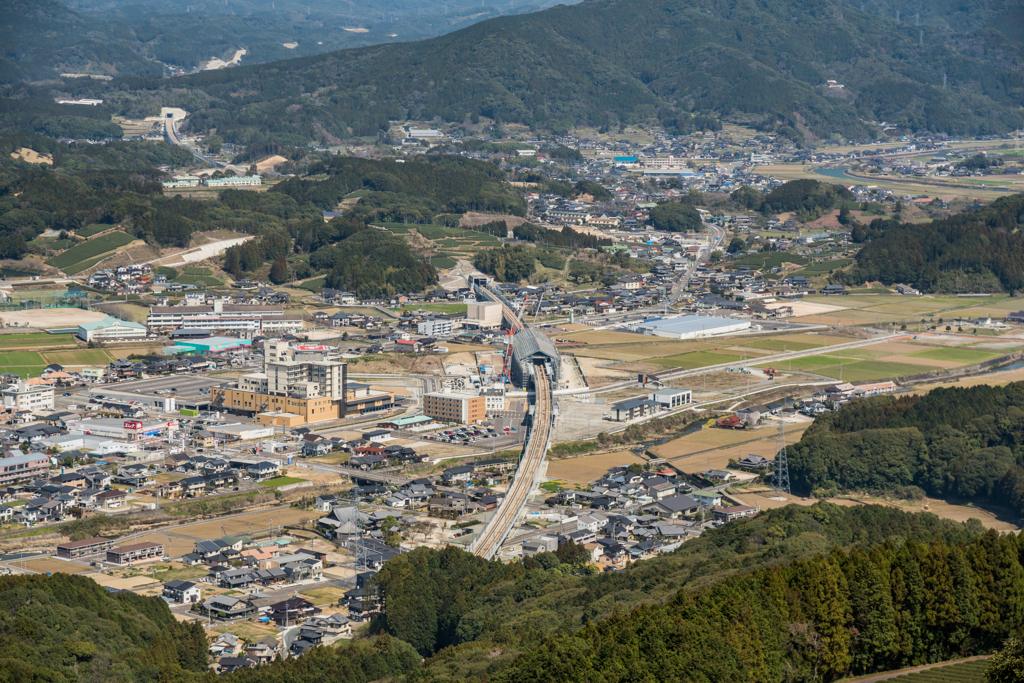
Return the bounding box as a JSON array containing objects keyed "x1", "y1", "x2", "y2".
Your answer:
[
  {"x1": 206, "y1": 134, "x2": 223, "y2": 154},
  {"x1": 728, "y1": 236, "x2": 746, "y2": 253},
  {"x1": 986, "y1": 637, "x2": 1024, "y2": 683},
  {"x1": 269, "y1": 254, "x2": 288, "y2": 284},
  {"x1": 649, "y1": 201, "x2": 702, "y2": 232}
]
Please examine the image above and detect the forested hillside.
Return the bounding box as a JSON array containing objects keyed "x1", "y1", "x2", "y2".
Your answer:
[
  {"x1": 844, "y1": 193, "x2": 1024, "y2": 293},
  {"x1": 0, "y1": 573, "x2": 209, "y2": 682},
  {"x1": 788, "y1": 382, "x2": 1024, "y2": 515},
  {"x1": 35, "y1": 0, "x2": 1024, "y2": 145},
  {"x1": 361, "y1": 503, "x2": 1020, "y2": 682},
  {"x1": 0, "y1": 0, "x2": 578, "y2": 87},
  {"x1": 4, "y1": 504, "x2": 1015, "y2": 683}
]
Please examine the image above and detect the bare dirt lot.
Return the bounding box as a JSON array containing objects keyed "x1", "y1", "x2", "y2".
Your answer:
[
  {"x1": 0, "y1": 308, "x2": 109, "y2": 327},
  {"x1": 174, "y1": 508, "x2": 325, "y2": 541},
  {"x1": 21, "y1": 557, "x2": 89, "y2": 574},
  {"x1": 11, "y1": 148, "x2": 53, "y2": 164},
  {"x1": 546, "y1": 450, "x2": 643, "y2": 483}
]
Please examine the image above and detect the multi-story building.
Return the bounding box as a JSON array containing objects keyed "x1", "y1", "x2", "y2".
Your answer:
[
  {"x1": 465, "y1": 302, "x2": 503, "y2": 329},
  {"x1": 483, "y1": 388, "x2": 506, "y2": 411},
  {"x1": 213, "y1": 339, "x2": 393, "y2": 426},
  {"x1": 106, "y1": 541, "x2": 164, "y2": 565},
  {"x1": 0, "y1": 452, "x2": 50, "y2": 485},
  {"x1": 2, "y1": 382, "x2": 54, "y2": 412},
  {"x1": 423, "y1": 392, "x2": 486, "y2": 424},
  {"x1": 416, "y1": 319, "x2": 453, "y2": 337},
  {"x1": 146, "y1": 301, "x2": 302, "y2": 335}
]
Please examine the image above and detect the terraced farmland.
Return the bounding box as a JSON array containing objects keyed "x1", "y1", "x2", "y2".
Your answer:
[{"x1": 46, "y1": 231, "x2": 135, "y2": 271}]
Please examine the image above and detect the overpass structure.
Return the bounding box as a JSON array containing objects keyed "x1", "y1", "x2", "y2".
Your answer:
[{"x1": 470, "y1": 285, "x2": 558, "y2": 559}]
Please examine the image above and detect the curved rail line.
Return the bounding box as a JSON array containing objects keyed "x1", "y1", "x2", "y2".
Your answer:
[
  {"x1": 471, "y1": 288, "x2": 555, "y2": 560},
  {"x1": 473, "y1": 364, "x2": 552, "y2": 559}
]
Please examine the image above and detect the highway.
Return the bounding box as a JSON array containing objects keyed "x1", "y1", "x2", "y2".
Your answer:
[{"x1": 470, "y1": 286, "x2": 556, "y2": 559}]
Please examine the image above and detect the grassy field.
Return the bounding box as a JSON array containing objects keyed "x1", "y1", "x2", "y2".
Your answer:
[
  {"x1": 0, "y1": 333, "x2": 76, "y2": 349},
  {"x1": 298, "y1": 277, "x2": 327, "y2": 292},
  {"x1": 411, "y1": 303, "x2": 468, "y2": 314},
  {"x1": 794, "y1": 258, "x2": 853, "y2": 274},
  {"x1": 46, "y1": 231, "x2": 135, "y2": 270},
  {"x1": 647, "y1": 351, "x2": 759, "y2": 369},
  {"x1": 299, "y1": 586, "x2": 349, "y2": 605},
  {"x1": 910, "y1": 348, "x2": 999, "y2": 364},
  {"x1": 41, "y1": 349, "x2": 115, "y2": 365}
]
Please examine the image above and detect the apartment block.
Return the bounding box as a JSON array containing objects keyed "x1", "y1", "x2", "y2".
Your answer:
[{"x1": 423, "y1": 392, "x2": 486, "y2": 424}]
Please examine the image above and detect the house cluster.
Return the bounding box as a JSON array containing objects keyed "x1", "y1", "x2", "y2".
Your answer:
[
  {"x1": 714, "y1": 382, "x2": 899, "y2": 428},
  {"x1": 526, "y1": 465, "x2": 759, "y2": 566},
  {"x1": 199, "y1": 591, "x2": 353, "y2": 672}
]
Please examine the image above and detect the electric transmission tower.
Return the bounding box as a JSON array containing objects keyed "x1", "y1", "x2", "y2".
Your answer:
[{"x1": 773, "y1": 420, "x2": 790, "y2": 500}]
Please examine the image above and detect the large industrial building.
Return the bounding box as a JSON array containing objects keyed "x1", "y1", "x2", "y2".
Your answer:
[
  {"x1": 146, "y1": 301, "x2": 302, "y2": 335},
  {"x1": 632, "y1": 315, "x2": 750, "y2": 340},
  {"x1": 77, "y1": 316, "x2": 148, "y2": 342},
  {"x1": 213, "y1": 339, "x2": 394, "y2": 426},
  {"x1": 169, "y1": 337, "x2": 253, "y2": 355}
]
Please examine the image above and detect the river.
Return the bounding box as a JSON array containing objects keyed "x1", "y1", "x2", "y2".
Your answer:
[{"x1": 814, "y1": 167, "x2": 858, "y2": 180}]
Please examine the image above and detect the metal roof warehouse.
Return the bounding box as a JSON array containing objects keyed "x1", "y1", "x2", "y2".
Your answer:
[{"x1": 632, "y1": 315, "x2": 750, "y2": 340}]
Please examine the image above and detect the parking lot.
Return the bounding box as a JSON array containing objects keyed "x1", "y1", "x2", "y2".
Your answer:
[{"x1": 84, "y1": 374, "x2": 226, "y2": 411}]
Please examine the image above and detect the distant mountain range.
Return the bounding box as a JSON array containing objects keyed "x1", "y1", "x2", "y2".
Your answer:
[
  {"x1": 5, "y1": 0, "x2": 1024, "y2": 144},
  {"x1": 0, "y1": 0, "x2": 578, "y2": 82}
]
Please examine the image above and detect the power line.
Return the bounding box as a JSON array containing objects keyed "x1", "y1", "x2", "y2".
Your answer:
[{"x1": 773, "y1": 420, "x2": 790, "y2": 500}]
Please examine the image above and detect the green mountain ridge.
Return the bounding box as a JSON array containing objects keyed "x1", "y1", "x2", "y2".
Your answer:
[{"x1": 41, "y1": 0, "x2": 1024, "y2": 145}]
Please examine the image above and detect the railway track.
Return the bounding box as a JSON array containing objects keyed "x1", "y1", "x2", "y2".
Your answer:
[
  {"x1": 471, "y1": 287, "x2": 556, "y2": 559},
  {"x1": 474, "y1": 365, "x2": 551, "y2": 559}
]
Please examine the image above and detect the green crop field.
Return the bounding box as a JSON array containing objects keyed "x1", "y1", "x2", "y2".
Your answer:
[
  {"x1": 911, "y1": 348, "x2": 999, "y2": 364},
  {"x1": 428, "y1": 255, "x2": 458, "y2": 269},
  {"x1": 177, "y1": 274, "x2": 223, "y2": 286},
  {"x1": 885, "y1": 658, "x2": 987, "y2": 683},
  {"x1": 46, "y1": 231, "x2": 135, "y2": 270},
  {"x1": 76, "y1": 224, "x2": 111, "y2": 238},
  {"x1": 42, "y1": 349, "x2": 115, "y2": 365},
  {"x1": 182, "y1": 267, "x2": 212, "y2": 276},
  {"x1": 1, "y1": 352, "x2": 45, "y2": 366},
  {"x1": 0, "y1": 334, "x2": 74, "y2": 349},
  {"x1": 726, "y1": 252, "x2": 808, "y2": 270},
  {"x1": 298, "y1": 277, "x2": 326, "y2": 292},
  {"x1": 63, "y1": 255, "x2": 109, "y2": 276}
]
